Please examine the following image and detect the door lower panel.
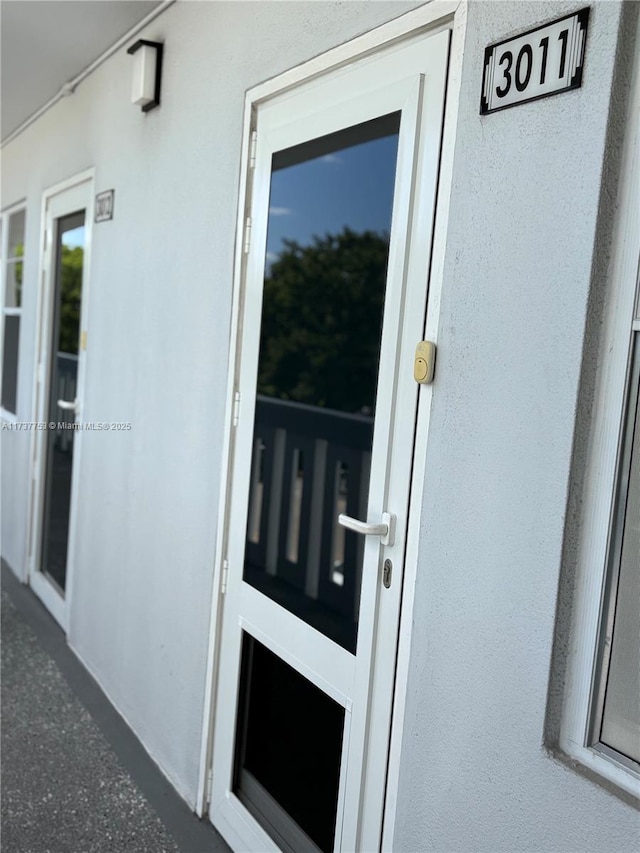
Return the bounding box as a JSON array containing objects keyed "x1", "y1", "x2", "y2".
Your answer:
[{"x1": 234, "y1": 634, "x2": 345, "y2": 853}]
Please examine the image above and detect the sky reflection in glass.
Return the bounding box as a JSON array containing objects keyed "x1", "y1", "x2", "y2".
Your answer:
[{"x1": 266, "y1": 118, "x2": 400, "y2": 269}]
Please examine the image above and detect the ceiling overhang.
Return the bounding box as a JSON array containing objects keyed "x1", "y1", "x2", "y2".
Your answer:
[{"x1": 1, "y1": 0, "x2": 164, "y2": 143}]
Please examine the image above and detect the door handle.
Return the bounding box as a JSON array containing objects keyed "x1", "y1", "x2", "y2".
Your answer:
[
  {"x1": 57, "y1": 398, "x2": 79, "y2": 413},
  {"x1": 338, "y1": 512, "x2": 396, "y2": 547}
]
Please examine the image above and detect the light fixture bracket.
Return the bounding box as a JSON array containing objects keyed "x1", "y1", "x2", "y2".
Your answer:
[{"x1": 127, "y1": 39, "x2": 164, "y2": 112}]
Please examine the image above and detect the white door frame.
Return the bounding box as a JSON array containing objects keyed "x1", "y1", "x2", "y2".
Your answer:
[
  {"x1": 27, "y1": 170, "x2": 95, "y2": 631},
  {"x1": 197, "y1": 3, "x2": 467, "y2": 850}
]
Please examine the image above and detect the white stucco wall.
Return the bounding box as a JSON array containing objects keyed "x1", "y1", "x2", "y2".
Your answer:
[
  {"x1": 0, "y1": 0, "x2": 423, "y2": 811},
  {"x1": 393, "y1": 2, "x2": 640, "y2": 851},
  {"x1": 1, "y1": 429, "x2": 29, "y2": 578}
]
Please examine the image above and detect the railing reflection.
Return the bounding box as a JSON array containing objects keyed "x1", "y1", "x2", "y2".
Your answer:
[
  {"x1": 54, "y1": 353, "x2": 77, "y2": 451},
  {"x1": 245, "y1": 395, "x2": 373, "y2": 650}
]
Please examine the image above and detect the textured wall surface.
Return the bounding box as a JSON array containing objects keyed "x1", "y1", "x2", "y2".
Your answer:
[
  {"x1": 393, "y1": 2, "x2": 639, "y2": 851},
  {"x1": 0, "y1": 0, "x2": 422, "y2": 810},
  {"x1": 1, "y1": 429, "x2": 29, "y2": 579}
]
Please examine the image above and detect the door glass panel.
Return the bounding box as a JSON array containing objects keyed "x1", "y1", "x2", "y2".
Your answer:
[
  {"x1": 40, "y1": 212, "x2": 85, "y2": 591},
  {"x1": 234, "y1": 634, "x2": 345, "y2": 853},
  {"x1": 244, "y1": 113, "x2": 401, "y2": 653}
]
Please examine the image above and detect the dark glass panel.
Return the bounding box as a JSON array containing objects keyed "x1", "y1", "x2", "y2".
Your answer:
[
  {"x1": 40, "y1": 213, "x2": 85, "y2": 591},
  {"x1": 234, "y1": 634, "x2": 344, "y2": 852},
  {"x1": 244, "y1": 113, "x2": 400, "y2": 652},
  {"x1": 1, "y1": 315, "x2": 19, "y2": 413},
  {"x1": 5, "y1": 256, "x2": 23, "y2": 308}
]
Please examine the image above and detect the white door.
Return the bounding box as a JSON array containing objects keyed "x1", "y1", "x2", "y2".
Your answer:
[
  {"x1": 29, "y1": 176, "x2": 94, "y2": 630},
  {"x1": 210, "y1": 32, "x2": 449, "y2": 853}
]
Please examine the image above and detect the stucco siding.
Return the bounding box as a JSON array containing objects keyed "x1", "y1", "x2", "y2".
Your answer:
[{"x1": 393, "y1": 2, "x2": 638, "y2": 851}]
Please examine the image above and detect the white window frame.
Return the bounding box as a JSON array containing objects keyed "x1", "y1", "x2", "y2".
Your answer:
[
  {"x1": 559, "y1": 13, "x2": 640, "y2": 798},
  {"x1": 0, "y1": 200, "x2": 27, "y2": 422}
]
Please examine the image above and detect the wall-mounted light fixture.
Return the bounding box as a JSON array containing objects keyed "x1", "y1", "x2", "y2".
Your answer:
[{"x1": 127, "y1": 40, "x2": 163, "y2": 112}]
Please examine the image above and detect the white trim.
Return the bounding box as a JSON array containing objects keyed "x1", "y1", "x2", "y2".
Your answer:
[
  {"x1": 558, "y1": 10, "x2": 640, "y2": 799},
  {"x1": 238, "y1": 593, "x2": 356, "y2": 706},
  {"x1": 195, "y1": 91, "x2": 255, "y2": 819},
  {"x1": 247, "y1": 0, "x2": 460, "y2": 106},
  {"x1": 381, "y1": 1, "x2": 467, "y2": 844},
  {"x1": 1, "y1": 198, "x2": 27, "y2": 215},
  {"x1": 197, "y1": 0, "x2": 465, "y2": 840},
  {"x1": 1, "y1": 1, "x2": 176, "y2": 147},
  {"x1": 26, "y1": 171, "x2": 95, "y2": 632},
  {"x1": 0, "y1": 201, "x2": 27, "y2": 420}
]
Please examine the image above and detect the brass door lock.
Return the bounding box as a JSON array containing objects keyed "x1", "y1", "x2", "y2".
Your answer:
[{"x1": 414, "y1": 341, "x2": 436, "y2": 384}]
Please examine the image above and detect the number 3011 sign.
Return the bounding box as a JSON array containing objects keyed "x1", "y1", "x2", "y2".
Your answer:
[{"x1": 481, "y1": 9, "x2": 589, "y2": 115}]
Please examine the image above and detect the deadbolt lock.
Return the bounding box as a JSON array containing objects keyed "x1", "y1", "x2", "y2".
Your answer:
[{"x1": 414, "y1": 341, "x2": 436, "y2": 384}]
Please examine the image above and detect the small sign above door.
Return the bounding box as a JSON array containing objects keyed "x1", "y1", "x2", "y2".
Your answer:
[
  {"x1": 480, "y1": 8, "x2": 589, "y2": 115},
  {"x1": 95, "y1": 190, "x2": 115, "y2": 222}
]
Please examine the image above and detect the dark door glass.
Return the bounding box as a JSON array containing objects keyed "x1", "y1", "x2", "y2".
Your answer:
[
  {"x1": 40, "y1": 212, "x2": 85, "y2": 591},
  {"x1": 234, "y1": 634, "x2": 345, "y2": 852},
  {"x1": 243, "y1": 113, "x2": 401, "y2": 653}
]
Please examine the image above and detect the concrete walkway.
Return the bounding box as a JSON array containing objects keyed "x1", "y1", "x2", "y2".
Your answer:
[{"x1": 1, "y1": 564, "x2": 230, "y2": 853}]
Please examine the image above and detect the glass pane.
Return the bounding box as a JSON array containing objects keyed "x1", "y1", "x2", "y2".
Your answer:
[
  {"x1": 244, "y1": 113, "x2": 401, "y2": 653},
  {"x1": 40, "y1": 212, "x2": 85, "y2": 591},
  {"x1": 1, "y1": 315, "x2": 20, "y2": 413},
  {"x1": 7, "y1": 209, "x2": 25, "y2": 258},
  {"x1": 234, "y1": 634, "x2": 344, "y2": 853},
  {"x1": 5, "y1": 258, "x2": 23, "y2": 308},
  {"x1": 600, "y1": 342, "x2": 640, "y2": 763}
]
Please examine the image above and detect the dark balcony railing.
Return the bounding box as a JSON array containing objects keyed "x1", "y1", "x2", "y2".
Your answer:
[
  {"x1": 245, "y1": 395, "x2": 373, "y2": 651},
  {"x1": 53, "y1": 353, "x2": 78, "y2": 451}
]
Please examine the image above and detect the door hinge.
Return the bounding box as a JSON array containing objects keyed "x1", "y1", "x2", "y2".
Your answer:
[
  {"x1": 249, "y1": 130, "x2": 257, "y2": 169},
  {"x1": 243, "y1": 217, "x2": 252, "y2": 254},
  {"x1": 232, "y1": 390, "x2": 241, "y2": 427},
  {"x1": 221, "y1": 559, "x2": 230, "y2": 594}
]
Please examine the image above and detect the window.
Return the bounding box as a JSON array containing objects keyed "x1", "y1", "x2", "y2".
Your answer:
[
  {"x1": 1, "y1": 206, "x2": 26, "y2": 416},
  {"x1": 559, "y1": 40, "x2": 640, "y2": 796},
  {"x1": 590, "y1": 331, "x2": 640, "y2": 769}
]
